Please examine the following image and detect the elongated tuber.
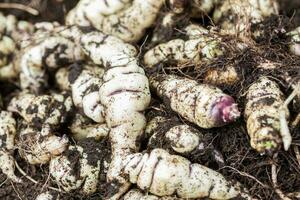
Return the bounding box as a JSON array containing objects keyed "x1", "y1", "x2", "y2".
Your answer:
[
  {"x1": 150, "y1": 74, "x2": 240, "y2": 128},
  {"x1": 80, "y1": 30, "x2": 151, "y2": 199},
  {"x1": 0, "y1": 111, "x2": 21, "y2": 182},
  {"x1": 122, "y1": 148, "x2": 251, "y2": 199},
  {"x1": 124, "y1": 189, "x2": 182, "y2": 200},
  {"x1": 49, "y1": 139, "x2": 102, "y2": 194},
  {"x1": 66, "y1": 0, "x2": 165, "y2": 43},
  {"x1": 245, "y1": 76, "x2": 289, "y2": 154}
]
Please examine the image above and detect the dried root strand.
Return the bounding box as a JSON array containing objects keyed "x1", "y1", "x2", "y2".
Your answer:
[
  {"x1": 66, "y1": 0, "x2": 165, "y2": 43},
  {"x1": 150, "y1": 74, "x2": 240, "y2": 128},
  {"x1": 49, "y1": 139, "x2": 102, "y2": 195},
  {"x1": 0, "y1": 111, "x2": 21, "y2": 182},
  {"x1": 80, "y1": 31, "x2": 151, "y2": 199},
  {"x1": 245, "y1": 76, "x2": 289, "y2": 154},
  {"x1": 122, "y1": 148, "x2": 252, "y2": 199}
]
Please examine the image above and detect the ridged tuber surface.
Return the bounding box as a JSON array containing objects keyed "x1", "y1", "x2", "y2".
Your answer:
[
  {"x1": 0, "y1": 111, "x2": 21, "y2": 182},
  {"x1": 80, "y1": 31, "x2": 151, "y2": 199},
  {"x1": 8, "y1": 92, "x2": 73, "y2": 130},
  {"x1": 69, "y1": 63, "x2": 106, "y2": 123},
  {"x1": 150, "y1": 74, "x2": 240, "y2": 128},
  {"x1": 49, "y1": 139, "x2": 101, "y2": 194},
  {"x1": 213, "y1": 0, "x2": 279, "y2": 35},
  {"x1": 122, "y1": 148, "x2": 251, "y2": 199},
  {"x1": 18, "y1": 124, "x2": 69, "y2": 164},
  {"x1": 66, "y1": 0, "x2": 165, "y2": 43},
  {"x1": 245, "y1": 77, "x2": 289, "y2": 154}
]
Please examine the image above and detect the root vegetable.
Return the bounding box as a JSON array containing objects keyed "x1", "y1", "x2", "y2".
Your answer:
[
  {"x1": 213, "y1": 0, "x2": 279, "y2": 36},
  {"x1": 245, "y1": 76, "x2": 289, "y2": 154},
  {"x1": 66, "y1": 0, "x2": 165, "y2": 43},
  {"x1": 18, "y1": 124, "x2": 69, "y2": 164},
  {"x1": 35, "y1": 192, "x2": 55, "y2": 200},
  {"x1": 124, "y1": 189, "x2": 181, "y2": 200},
  {"x1": 16, "y1": 28, "x2": 84, "y2": 92},
  {"x1": 0, "y1": 111, "x2": 21, "y2": 182},
  {"x1": 69, "y1": 62, "x2": 106, "y2": 123},
  {"x1": 70, "y1": 113, "x2": 109, "y2": 141},
  {"x1": 8, "y1": 92, "x2": 73, "y2": 130},
  {"x1": 80, "y1": 31, "x2": 151, "y2": 199},
  {"x1": 150, "y1": 74, "x2": 240, "y2": 128},
  {"x1": 287, "y1": 26, "x2": 300, "y2": 56},
  {"x1": 122, "y1": 148, "x2": 251, "y2": 199},
  {"x1": 144, "y1": 24, "x2": 224, "y2": 68},
  {"x1": 49, "y1": 139, "x2": 102, "y2": 194},
  {"x1": 204, "y1": 65, "x2": 240, "y2": 86},
  {"x1": 146, "y1": 116, "x2": 224, "y2": 166}
]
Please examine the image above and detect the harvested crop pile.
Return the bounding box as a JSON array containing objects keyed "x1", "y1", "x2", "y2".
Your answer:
[{"x1": 0, "y1": 0, "x2": 299, "y2": 200}]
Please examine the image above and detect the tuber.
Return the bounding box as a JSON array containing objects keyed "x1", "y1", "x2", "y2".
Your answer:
[{"x1": 150, "y1": 74, "x2": 240, "y2": 128}]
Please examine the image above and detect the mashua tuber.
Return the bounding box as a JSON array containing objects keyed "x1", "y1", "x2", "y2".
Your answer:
[
  {"x1": 150, "y1": 74, "x2": 240, "y2": 128},
  {"x1": 79, "y1": 30, "x2": 151, "y2": 199},
  {"x1": 124, "y1": 189, "x2": 181, "y2": 200},
  {"x1": 122, "y1": 148, "x2": 251, "y2": 199},
  {"x1": 245, "y1": 76, "x2": 289, "y2": 154},
  {"x1": 0, "y1": 111, "x2": 21, "y2": 182},
  {"x1": 287, "y1": 26, "x2": 300, "y2": 56}
]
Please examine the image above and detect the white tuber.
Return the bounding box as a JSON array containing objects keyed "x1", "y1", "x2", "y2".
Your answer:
[
  {"x1": 80, "y1": 31, "x2": 151, "y2": 199},
  {"x1": 0, "y1": 111, "x2": 21, "y2": 182},
  {"x1": 245, "y1": 76, "x2": 289, "y2": 154},
  {"x1": 122, "y1": 148, "x2": 251, "y2": 199},
  {"x1": 49, "y1": 140, "x2": 101, "y2": 194},
  {"x1": 287, "y1": 26, "x2": 300, "y2": 56},
  {"x1": 66, "y1": 0, "x2": 165, "y2": 43},
  {"x1": 150, "y1": 74, "x2": 240, "y2": 128},
  {"x1": 124, "y1": 189, "x2": 182, "y2": 200}
]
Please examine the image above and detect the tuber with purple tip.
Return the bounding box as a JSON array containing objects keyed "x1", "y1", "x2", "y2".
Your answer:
[{"x1": 150, "y1": 74, "x2": 240, "y2": 128}]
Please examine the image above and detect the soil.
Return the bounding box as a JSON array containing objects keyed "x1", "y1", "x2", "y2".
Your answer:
[{"x1": 0, "y1": 0, "x2": 300, "y2": 200}]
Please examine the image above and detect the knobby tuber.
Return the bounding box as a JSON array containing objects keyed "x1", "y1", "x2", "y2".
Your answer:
[
  {"x1": 213, "y1": 0, "x2": 279, "y2": 36},
  {"x1": 8, "y1": 92, "x2": 73, "y2": 131},
  {"x1": 150, "y1": 74, "x2": 240, "y2": 128},
  {"x1": 80, "y1": 31, "x2": 151, "y2": 199},
  {"x1": 245, "y1": 76, "x2": 289, "y2": 154},
  {"x1": 146, "y1": 116, "x2": 224, "y2": 165},
  {"x1": 17, "y1": 123, "x2": 69, "y2": 164},
  {"x1": 287, "y1": 26, "x2": 300, "y2": 56},
  {"x1": 0, "y1": 111, "x2": 21, "y2": 182},
  {"x1": 49, "y1": 139, "x2": 102, "y2": 194},
  {"x1": 66, "y1": 0, "x2": 165, "y2": 43},
  {"x1": 70, "y1": 113, "x2": 109, "y2": 141},
  {"x1": 122, "y1": 148, "x2": 251, "y2": 199}
]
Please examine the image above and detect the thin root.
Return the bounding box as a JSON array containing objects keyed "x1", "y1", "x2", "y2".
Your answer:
[
  {"x1": 0, "y1": 3, "x2": 39, "y2": 15},
  {"x1": 293, "y1": 146, "x2": 300, "y2": 167},
  {"x1": 14, "y1": 161, "x2": 63, "y2": 193}
]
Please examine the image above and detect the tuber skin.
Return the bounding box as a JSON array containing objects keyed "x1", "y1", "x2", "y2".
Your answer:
[
  {"x1": 66, "y1": 0, "x2": 165, "y2": 43},
  {"x1": 287, "y1": 26, "x2": 300, "y2": 56},
  {"x1": 144, "y1": 24, "x2": 224, "y2": 68},
  {"x1": 70, "y1": 113, "x2": 109, "y2": 141},
  {"x1": 245, "y1": 76, "x2": 289, "y2": 154},
  {"x1": 124, "y1": 189, "x2": 182, "y2": 200},
  {"x1": 122, "y1": 148, "x2": 251, "y2": 199},
  {"x1": 150, "y1": 74, "x2": 240, "y2": 128},
  {"x1": 8, "y1": 91, "x2": 73, "y2": 131},
  {"x1": 80, "y1": 31, "x2": 151, "y2": 199},
  {"x1": 17, "y1": 124, "x2": 69, "y2": 165},
  {"x1": 15, "y1": 27, "x2": 85, "y2": 93},
  {"x1": 69, "y1": 62, "x2": 106, "y2": 123},
  {"x1": 146, "y1": 115, "x2": 224, "y2": 166},
  {"x1": 35, "y1": 192, "x2": 56, "y2": 200},
  {"x1": 213, "y1": 0, "x2": 279, "y2": 36},
  {"x1": 0, "y1": 111, "x2": 21, "y2": 182},
  {"x1": 49, "y1": 139, "x2": 102, "y2": 195}
]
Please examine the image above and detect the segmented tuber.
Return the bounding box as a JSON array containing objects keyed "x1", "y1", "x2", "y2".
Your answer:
[{"x1": 124, "y1": 189, "x2": 181, "y2": 200}]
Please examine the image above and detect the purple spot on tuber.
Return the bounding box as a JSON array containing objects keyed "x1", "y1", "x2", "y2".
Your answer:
[{"x1": 211, "y1": 96, "x2": 240, "y2": 125}]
